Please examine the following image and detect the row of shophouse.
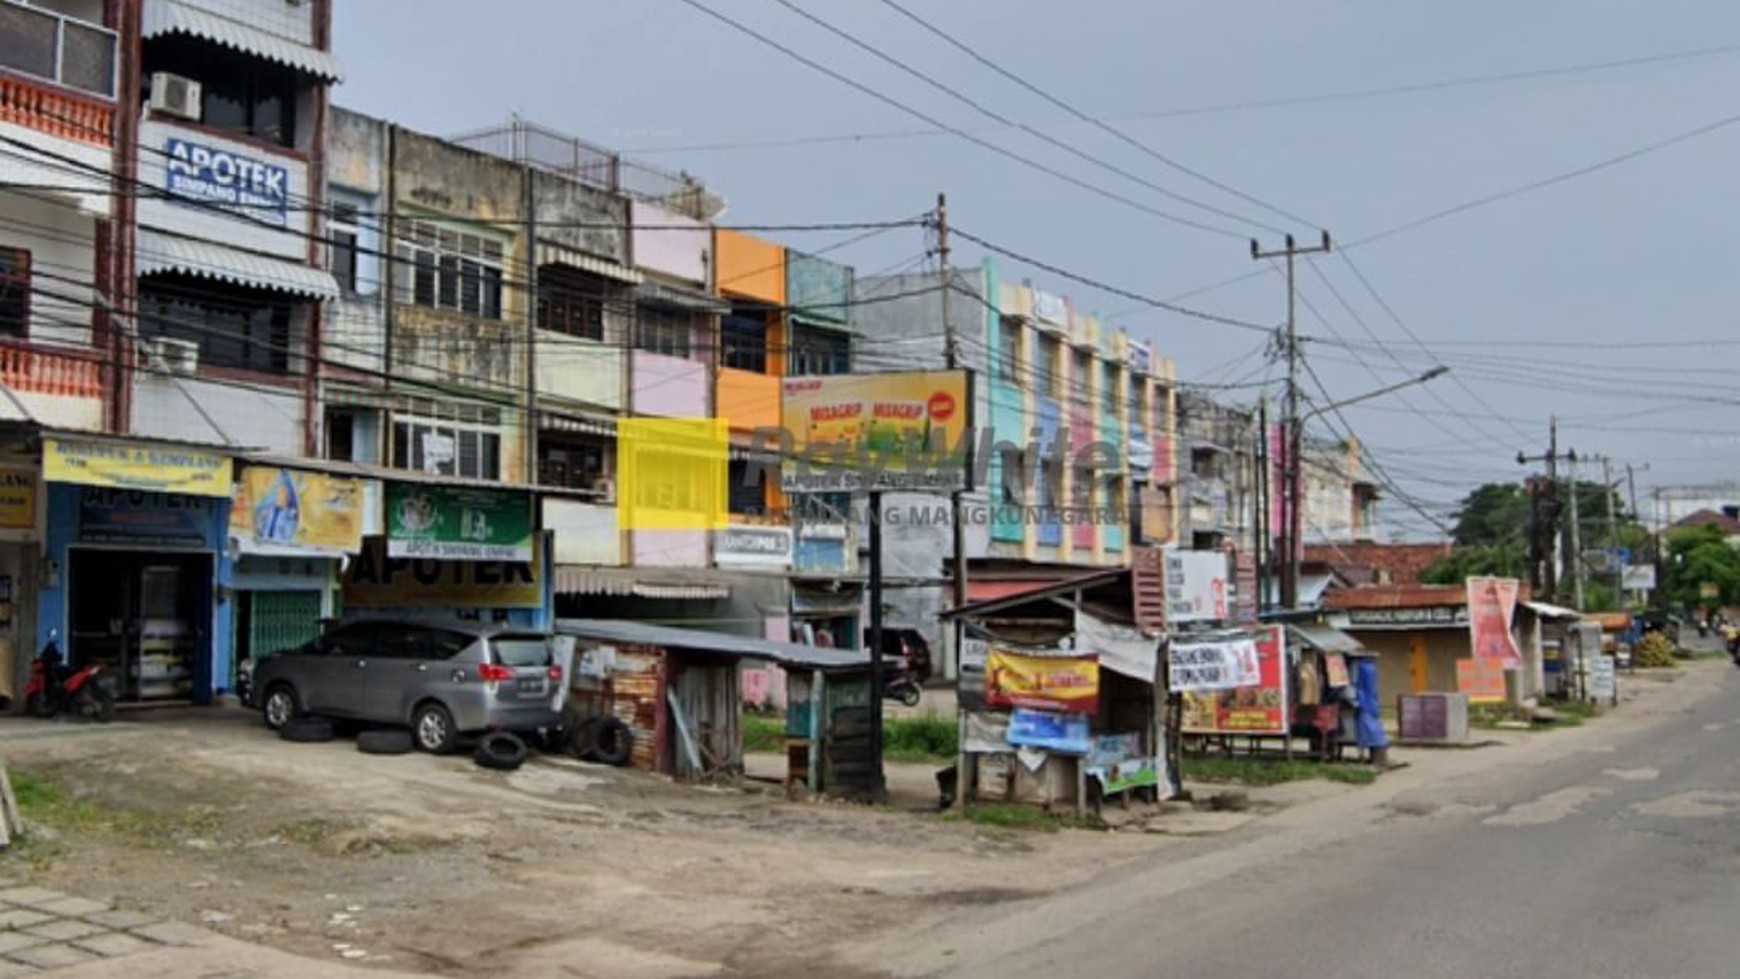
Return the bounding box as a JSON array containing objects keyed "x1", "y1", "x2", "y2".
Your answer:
[{"x1": 0, "y1": 0, "x2": 1378, "y2": 706}]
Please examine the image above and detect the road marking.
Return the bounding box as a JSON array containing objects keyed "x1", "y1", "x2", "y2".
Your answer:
[
  {"x1": 1602, "y1": 768, "x2": 1661, "y2": 782},
  {"x1": 1702, "y1": 722, "x2": 1726, "y2": 732},
  {"x1": 1484, "y1": 786, "x2": 1610, "y2": 827}
]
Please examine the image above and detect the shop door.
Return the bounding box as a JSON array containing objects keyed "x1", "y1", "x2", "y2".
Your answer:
[
  {"x1": 0, "y1": 545, "x2": 30, "y2": 704},
  {"x1": 1409, "y1": 634, "x2": 1429, "y2": 694},
  {"x1": 248, "y1": 592, "x2": 323, "y2": 660}
]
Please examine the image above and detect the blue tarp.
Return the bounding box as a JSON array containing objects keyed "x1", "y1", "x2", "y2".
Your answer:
[{"x1": 1355, "y1": 657, "x2": 1390, "y2": 750}]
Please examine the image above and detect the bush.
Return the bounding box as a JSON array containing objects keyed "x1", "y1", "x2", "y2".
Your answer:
[
  {"x1": 1634, "y1": 632, "x2": 1677, "y2": 668},
  {"x1": 884, "y1": 713, "x2": 958, "y2": 762}
]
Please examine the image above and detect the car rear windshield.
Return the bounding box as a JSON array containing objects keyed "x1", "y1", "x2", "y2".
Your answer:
[{"x1": 491, "y1": 637, "x2": 552, "y2": 667}]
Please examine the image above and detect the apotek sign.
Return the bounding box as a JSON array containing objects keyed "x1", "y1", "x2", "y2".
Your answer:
[
  {"x1": 714, "y1": 525, "x2": 792, "y2": 569},
  {"x1": 166, "y1": 138, "x2": 290, "y2": 227}
]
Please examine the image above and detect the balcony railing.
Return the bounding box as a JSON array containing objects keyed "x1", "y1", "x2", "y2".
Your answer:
[
  {"x1": 0, "y1": 339, "x2": 103, "y2": 398},
  {"x1": 0, "y1": 2, "x2": 117, "y2": 100}
]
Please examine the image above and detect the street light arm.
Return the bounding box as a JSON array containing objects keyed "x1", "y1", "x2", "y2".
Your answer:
[{"x1": 1299, "y1": 366, "x2": 1449, "y2": 425}]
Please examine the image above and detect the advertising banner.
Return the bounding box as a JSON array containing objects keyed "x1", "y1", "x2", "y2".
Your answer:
[
  {"x1": 77, "y1": 488, "x2": 219, "y2": 547},
  {"x1": 1164, "y1": 548, "x2": 1229, "y2": 625},
  {"x1": 780, "y1": 370, "x2": 972, "y2": 492},
  {"x1": 1467, "y1": 576, "x2": 1524, "y2": 667},
  {"x1": 1181, "y1": 626, "x2": 1288, "y2": 735},
  {"x1": 713, "y1": 524, "x2": 792, "y2": 569},
  {"x1": 0, "y1": 468, "x2": 34, "y2": 531},
  {"x1": 385, "y1": 483, "x2": 532, "y2": 562},
  {"x1": 1621, "y1": 565, "x2": 1657, "y2": 591},
  {"x1": 342, "y1": 535, "x2": 543, "y2": 609},
  {"x1": 229, "y1": 467, "x2": 365, "y2": 554},
  {"x1": 166, "y1": 137, "x2": 290, "y2": 226},
  {"x1": 1455, "y1": 658, "x2": 1507, "y2": 704},
  {"x1": 1168, "y1": 636, "x2": 1261, "y2": 694},
  {"x1": 1006, "y1": 709, "x2": 1092, "y2": 754},
  {"x1": 43, "y1": 437, "x2": 232, "y2": 497},
  {"x1": 985, "y1": 649, "x2": 1099, "y2": 715}
]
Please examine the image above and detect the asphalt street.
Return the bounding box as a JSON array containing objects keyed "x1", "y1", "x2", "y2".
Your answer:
[{"x1": 852, "y1": 662, "x2": 1740, "y2": 979}]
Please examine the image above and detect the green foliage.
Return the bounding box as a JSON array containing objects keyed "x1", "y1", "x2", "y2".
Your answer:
[
  {"x1": 1583, "y1": 582, "x2": 1619, "y2": 613},
  {"x1": 884, "y1": 713, "x2": 958, "y2": 762},
  {"x1": 1183, "y1": 756, "x2": 1377, "y2": 786},
  {"x1": 741, "y1": 714, "x2": 785, "y2": 753},
  {"x1": 1634, "y1": 632, "x2": 1678, "y2": 668},
  {"x1": 1665, "y1": 525, "x2": 1740, "y2": 611},
  {"x1": 1421, "y1": 544, "x2": 1527, "y2": 584},
  {"x1": 1451, "y1": 483, "x2": 1532, "y2": 548}
]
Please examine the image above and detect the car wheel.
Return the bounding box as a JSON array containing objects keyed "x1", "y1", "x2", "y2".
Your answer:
[
  {"x1": 592, "y1": 717, "x2": 634, "y2": 767},
  {"x1": 356, "y1": 729, "x2": 414, "y2": 755},
  {"x1": 262, "y1": 684, "x2": 300, "y2": 731},
  {"x1": 281, "y1": 717, "x2": 334, "y2": 743},
  {"x1": 411, "y1": 702, "x2": 458, "y2": 755},
  {"x1": 474, "y1": 731, "x2": 528, "y2": 771}
]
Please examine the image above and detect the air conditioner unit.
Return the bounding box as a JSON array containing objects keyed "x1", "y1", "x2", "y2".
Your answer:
[
  {"x1": 149, "y1": 73, "x2": 203, "y2": 122},
  {"x1": 145, "y1": 337, "x2": 199, "y2": 376}
]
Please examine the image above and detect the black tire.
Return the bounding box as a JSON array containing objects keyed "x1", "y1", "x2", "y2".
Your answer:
[
  {"x1": 24, "y1": 692, "x2": 53, "y2": 719},
  {"x1": 281, "y1": 717, "x2": 334, "y2": 743},
  {"x1": 261, "y1": 683, "x2": 300, "y2": 731},
  {"x1": 356, "y1": 730, "x2": 414, "y2": 755},
  {"x1": 569, "y1": 716, "x2": 602, "y2": 761},
  {"x1": 898, "y1": 684, "x2": 922, "y2": 708},
  {"x1": 411, "y1": 702, "x2": 458, "y2": 755},
  {"x1": 474, "y1": 731, "x2": 528, "y2": 771},
  {"x1": 592, "y1": 718, "x2": 634, "y2": 767},
  {"x1": 76, "y1": 685, "x2": 114, "y2": 724}
]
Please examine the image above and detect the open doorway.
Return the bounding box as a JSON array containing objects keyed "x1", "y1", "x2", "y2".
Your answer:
[{"x1": 66, "y1": 549, "x2": 212, "y2": 703}]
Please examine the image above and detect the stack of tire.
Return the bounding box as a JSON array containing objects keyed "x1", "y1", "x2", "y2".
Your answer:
[
  {"x1": 278, "y1": 719, "x2": 529, "y2": 772},
  {"x1": 569, "y1": 715, "x2": 634, "y2": 767}
]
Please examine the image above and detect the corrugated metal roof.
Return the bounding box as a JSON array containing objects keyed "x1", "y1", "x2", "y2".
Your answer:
[
  {"x1": 537, "y1": 243, "x2": 643, "y2": 284},
  {"x1": 138, "y1": 231, "x2": 339, "y2": 300},
  {"x1": 1289, "y1": 623, "x2": 1368, "y2": 655},
  {"x1": 1522, "y1": 601, "x2": 1582, "y2": 620},
  {"x1": 554, "y1": 618, "x2": 868, "y2": 670},
  {"x1": 634, "y1": 281, "x2": 727, "y2": 313},
  {"x1": 552, "y1": 567, "x2": 732, "y2": 600},
  {"x1": 144, "y1": 0, "x2": 344, "y2": 81}
]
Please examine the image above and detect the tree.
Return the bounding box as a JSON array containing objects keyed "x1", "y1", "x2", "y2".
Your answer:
[
  {"x1": 1420, "y1": 544, "x2": 1527, "y2": 585},
  {"x1": 1450, "y1": 483, "x2": 1531, "y2": 548},
  {"x1": 1664, "y1": 525, "x2": 1740, "y2": 611},
  {"x1": 1429, "y1": 479, "x2": 1645, "y2": 605}
]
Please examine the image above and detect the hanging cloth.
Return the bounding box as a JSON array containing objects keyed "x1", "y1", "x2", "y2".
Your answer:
[
  {"x1": 1296, "y1": 653, "x2": 1322, "y2": 706},
  {"x1": 1355, "y1": 657, "x2": 1389, "y2": 750}
]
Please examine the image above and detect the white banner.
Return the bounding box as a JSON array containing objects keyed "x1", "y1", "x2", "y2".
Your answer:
[
  {"x1": 1168, "y1": 638, "x2": 1260, "y2": 693},
  {"x1": 1074, "y1": 610, "x2": 1159, "y2": 682},
  {"x1": 1164, "y1": 548, "x2": 1230, "y2": 624}
]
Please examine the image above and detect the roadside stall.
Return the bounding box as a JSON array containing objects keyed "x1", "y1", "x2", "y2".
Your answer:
[
  {"x1": 1286, "y1": 624, "x2": 1376, "y2": 761},
  {"x1": 553, "y1": 619, "x2": 870, "y2": 788},
  {"x1": 941, "y1": 569, "x2": 1171, "y2": 816}
]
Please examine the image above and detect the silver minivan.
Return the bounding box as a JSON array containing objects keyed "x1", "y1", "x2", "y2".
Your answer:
[{"x1": 251, "y1": 619, "x2": 564, "y2": 753}]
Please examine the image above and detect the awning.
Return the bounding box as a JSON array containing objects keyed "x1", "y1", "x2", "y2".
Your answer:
[
  {"x1": 1522, "y1": 601, "x2": 1583, "y2": 621},
  {"x1": 138, "y1": 231, "x2": 340, "y2": 300},
  {"x1": 539, "y1": 410, "x2": 617, "y2": 438},
  {"x1": 1288, "y1": 623, "x2": 1369, "y2": 656},
  {"x1": 555, "y1": 618, "x2": 869, "y2": 671},
  {"x1": 554, "y1": 567, "x2": 731, "y2": 600},
  {"x1": 635, "y1": 281, "x2": 729, "y2": 314},
  {"x1": 536, "y1": 243, "x2": 643, "y2": 285},
  {"x1": 144, "y1": 0, "x2": 345, "y2": 82}
]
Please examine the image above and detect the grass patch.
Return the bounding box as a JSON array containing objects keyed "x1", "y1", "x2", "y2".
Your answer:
[
  {"x1": 943, "y1": 803, "x2": 1101, "y2": 833},
  {"x1": 884, "y1": 713, "x2": 957, "y2": 763},
  {"x1": 742, "y1": 714, "x2": 786, "y2": 753},
  {"x1": 1546, "y1": 699, "x2": 1599, "y2": 728},
  {"x1": 1183, "y1": 755, "x2": 1377, "y2": 786}
]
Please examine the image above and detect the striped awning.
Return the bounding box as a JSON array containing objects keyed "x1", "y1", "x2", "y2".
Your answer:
[
  {"x1": 635, "y1": 281, "x2": 729, "y2": 313},
  {"x1": 539, "y1": 410, "x2": 617, "y2": 438},
  {"x1": 138, "y1": 231, "x2": 340, "y2": 300},
  {"x1": 554, "y1": 567, "x2": 731, "y2": 600},
  {"x1": 536, "y1": 243, "x2": 643, "y2": 285},
  {"x1": 144, "y1": 0, "x2": 345, "y2": 82}
]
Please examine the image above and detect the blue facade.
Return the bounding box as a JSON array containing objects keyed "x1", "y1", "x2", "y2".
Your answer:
[
  {"x1": 39, "y1": 483, "x2": 233, "y2": 705},
  {"x1": 794, "y1": 535, "x2": 850, "y2": 575}
]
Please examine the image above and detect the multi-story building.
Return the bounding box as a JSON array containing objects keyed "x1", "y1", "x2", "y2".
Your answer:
[{"x1": 855, "y1": 260, "x2": 1175, "y2": 673}]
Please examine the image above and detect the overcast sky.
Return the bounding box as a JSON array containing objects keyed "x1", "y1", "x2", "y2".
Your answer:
[{"x1": 333, "y1": 0, "x2": 1740, "y2": 538}]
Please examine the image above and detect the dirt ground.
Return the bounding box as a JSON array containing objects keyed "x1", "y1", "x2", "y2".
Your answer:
[{"x1": 0, "y1": 709, "x2": 1195, "y2": 978}]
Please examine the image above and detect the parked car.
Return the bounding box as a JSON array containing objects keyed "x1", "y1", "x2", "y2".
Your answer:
[{"x1": 251, "y1": 619, "x2": 564, "y2": 753}]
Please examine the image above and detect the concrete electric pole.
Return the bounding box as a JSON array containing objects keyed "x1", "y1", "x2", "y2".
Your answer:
[{"x1": 1250, "y1": 231, "x2": 1331, "y2": 611}]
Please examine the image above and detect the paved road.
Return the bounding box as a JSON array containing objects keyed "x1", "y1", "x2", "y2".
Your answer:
[{"x1": 847, "y1": 663, "x2": 1740, "y2": 979}]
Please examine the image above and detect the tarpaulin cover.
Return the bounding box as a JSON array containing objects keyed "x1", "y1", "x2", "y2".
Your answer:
[{"x1": 1355, "y1": 656, "x2": 1389, "y2": 750}]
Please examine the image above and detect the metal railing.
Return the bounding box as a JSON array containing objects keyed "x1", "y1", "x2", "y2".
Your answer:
[
  {"x1": 450, "y1": 116, "x2": 726, "y2": 221},
  {"x1": 0, "y1": 0, "x2": 117, "y2": 98}
]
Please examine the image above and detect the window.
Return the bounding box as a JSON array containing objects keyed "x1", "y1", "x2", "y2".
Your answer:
[
  {"x1": 1071, "y1": 348, "x2": 1092, "y2": 403},
  {"x1": 144, "y1": 35, "x2": 298, "y2": 146},
  {"x1": 998, "y1": 447, "x2": 1025, "y2": 505},
  {"x1": 635, "y1": 305, "x2": 694, "y2": 358},
  {"x1": 391, "y1": 400, "x2": 502, "y2": 480},
  {"x1": 379, "y1": 626, "x2": 472, "y2": 661},
  {"x1": 0, "y1": 3, "x2": 117, "y2": 97},
  {"x1": 789, "y1": 321, "x2": 850, "y2": 376},
  {"x1": 1102, "y1": 363, "x2": 1120, "y2": 414},
  {"x1": 1038, "y1": 458, "x2": 1061, "y2": 511},
  {"x1": 539, "y1": 266, "x2": 611, "y2": 341},
  {"x1": 1105, "y1": 477, "x2": 1126, "y2": 526},
  {"x1": 1071, "y1": 466, "x2": 1094, "y2": 515},
  {"x1": 138, "y1": 275, "x2": 291, "y2": 373},
  {"x1": 728, "y1": 459, "x2": 766, "y2": 515},
  {"x1": 539, "y1": 433, "x2": 612, "y2": 494},
  {"x1": 0, "y1": 246, "x2": 28, "y2": 337},
  {"x1": 1035, "y1": 333, "x2": 1061, "y2": 399},
  {"x1": 722, "y1": 311, "x2": 768, "y2": 373},
  {"x1": 319, "y1": 622, "x2": 383, "y2": 657},
  {"x1": 325, "y1": 408, "x2": 354, "y2": 462},
  {"x1": 997, "y1": 316, "x2": 1023, "y2": 382},
  {"x1": 1132, "y1": 381, "x2": 1152, "y2": 433},
  {"x1": 491, "y1": 637, "x2": 554, "y2": 667},
  {"x1": 396, "y1": 219, "x2": 504, "y2": 319},
  {"x1": 330, "y1": 203, "x2": 359, "y2": 295}
]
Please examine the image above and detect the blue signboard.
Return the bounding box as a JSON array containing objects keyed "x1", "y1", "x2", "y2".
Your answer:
[
  {"x1": 78, "y1": 488, "x2": 216, "y2": 547},
  {"x1": 165, "y1": 138, "x2": 290, "y2": 226},
  {"x1": 1006, "y1": 708, "x2": 1092, "y2": 755}
]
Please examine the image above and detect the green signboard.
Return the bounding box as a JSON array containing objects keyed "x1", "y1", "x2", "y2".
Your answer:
[{"x1": 385, "y1": 483, "x2": 533, "y2": 563}]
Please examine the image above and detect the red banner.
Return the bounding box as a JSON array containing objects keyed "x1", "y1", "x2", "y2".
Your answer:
[
  {"x1": 1181, "y1": 626, "x2": 1288, "y2": 735},
  {"x1": 1466, "y1": 576, "x2": 1523, "y2": 667}
]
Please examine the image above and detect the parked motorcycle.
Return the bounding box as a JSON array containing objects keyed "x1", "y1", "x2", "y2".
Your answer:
[
  {"x1": 884, "y1": 671, "x2": 923, "y2": 708},
  {"x1": 236, "y1": 656, "x2": 255, "y2": 706},
  {"x1": 23, "y1": 631, "x2": 115, "y2": 723}
]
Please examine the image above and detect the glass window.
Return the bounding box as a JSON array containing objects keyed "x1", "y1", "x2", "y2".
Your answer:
[
  {"x1": 491, "y1": 637, "x2": 553, "y2": 668},
  {"x1": 998, "y1": 317, "x2": 1022, "y2": 382},
  {"x1": 722, "y1": 312, "x2": 768, "y2": 373},
  {"x1": 1035, "y1": 333, "x2": 1060, "y2": 399},
  {"x1": 538, "y1": 265, "x2": 611, "y2": 341},
  {"x1": 380, "y1": 626, "x2": 472, "y2": 661},
  {"x1": 1071, "y1": 349, "x2": 1092, "y2": 404},
  {"x1": 998, "y1": 447, "x2": 1025, "y2": 505},
  {"x1": 728, "y1": 459, "x2": 765, "y2": 515},
  {"x1": 0, "y1": 246, "x2": 28, "y2": 337},
  {"x1": 539, "y1": 434, "x2": 612, "y2": 494},
  {"x1": 143, "y1": 34, "x2": 298, "y2": 146},
  {"x1": 636, "y1": 305, "x2": 694, "y2": 358},
  {"x1": 1102, "y1": 363, "x2": 1120, "y2": 414},
  {"x1": 321, "y1": 622, "x2": 381, "y2": 657},
  {"x1": 392, "y1": 418, "x2": 501, "y2": 480},
  {"x1": 396, "y1": 220, "x2": 507, "y2": 320},
  {"x1": 789, "y1": 321, "x2": 850, "y2": 376},
  {"x1": 137, "y1": 275, "x2": 291, "y2": 373}
]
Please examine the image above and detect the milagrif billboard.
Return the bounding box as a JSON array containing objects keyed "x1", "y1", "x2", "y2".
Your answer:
[{"x1": 779, "y1": 370, "x2": 973, "y2": 493}]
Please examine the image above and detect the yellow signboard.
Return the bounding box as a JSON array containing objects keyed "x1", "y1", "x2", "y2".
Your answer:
[
  {"x1": 42, "y1": 437, "x2": 232, "y2": 497},
  {"x1": 342, "y1": 535, "x2": 544, "y2": 610},
  {"x1": 0, "y1": 468, "x2": 35, "y2": 531},
  {"x1": 230, "y1": 467, "x2": 365, "y2": 553},
  {"x1": 781, "y1": 370, "x2": 972, "y2": 492},
  {"x1": 985, "y1": 648, "x2": 1100, "y2": 714}
]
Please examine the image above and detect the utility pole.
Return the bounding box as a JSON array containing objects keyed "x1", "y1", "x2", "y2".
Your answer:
[
  {"x1": 1517, "y1": 416, "x2": 1576, "y2": 602},
  {"x1": 1251, "y1": 231, "x2": 1331, "y2": 610},
  {"x1": 1566, "y1": 454, "x2": 1585, "y2": 611},
  {"x1": 1255, "y1": 396, "x2": 1269, "y2": 615},
  {"x1": 1602, "y1": 457, "x2": 1620, "y2": 603},
  {"x1": 937, "y1": 193, "x2": 968, "y2": 638}
]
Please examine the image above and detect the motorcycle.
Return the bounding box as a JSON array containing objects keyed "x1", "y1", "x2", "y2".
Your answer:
[
  {"x1": 23, "y1": 630, "x2": 115, "y2": 723},
  {"x1": 884, "y1": 671, "x2": 923, "y2": 708},
  {"x1": 1726, "y1": 626, "x2": 1740, "y2": 667},
  {"x1": 236, "y1": 656, "x2": 255, "y2": 706}
]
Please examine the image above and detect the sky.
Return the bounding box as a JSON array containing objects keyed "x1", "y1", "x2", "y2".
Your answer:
[{"x1": 331, "y1": 0, "x2": 1740, "y2": 539}]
